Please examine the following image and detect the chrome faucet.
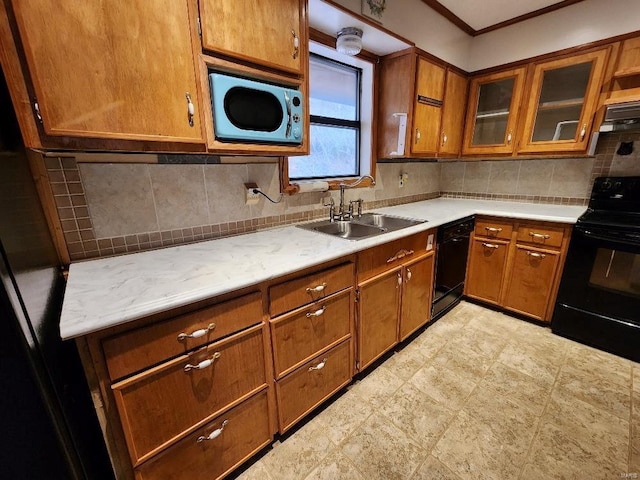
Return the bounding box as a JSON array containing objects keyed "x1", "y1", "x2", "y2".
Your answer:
[{"x1": 335, "y1": 175, "x2": 375, "y2": 221}]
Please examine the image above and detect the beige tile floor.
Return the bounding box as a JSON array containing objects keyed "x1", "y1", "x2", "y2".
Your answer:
[{"x1": 234, "y1": 301, "x2": 640, "y2": 480}]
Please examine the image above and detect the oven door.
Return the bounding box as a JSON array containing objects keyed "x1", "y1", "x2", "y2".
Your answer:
[{"x1": 555, "y1": 225, "x2": 640, "y2": 325}]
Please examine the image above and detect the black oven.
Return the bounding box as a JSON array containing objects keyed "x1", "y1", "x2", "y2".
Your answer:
[{"x1": 552, "y1": 176, "x2": 640, "y2": 361}]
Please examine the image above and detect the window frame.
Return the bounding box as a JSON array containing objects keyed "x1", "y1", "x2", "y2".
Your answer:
[{"x1": 281, "y1": 31, "x2": 377, "y2": 193}]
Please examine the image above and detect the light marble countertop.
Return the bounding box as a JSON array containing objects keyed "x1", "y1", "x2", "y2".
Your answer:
[{"x1": 60, "y1": 198, "x2": 586, "y2": 339}]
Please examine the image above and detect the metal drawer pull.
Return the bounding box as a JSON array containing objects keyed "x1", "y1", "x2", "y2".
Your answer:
[
  {"x1": 526, "y1": 251, "x2": 546, "y2": 259},
  {"x1": 397, "y1": 272, "x2": 402, "y2": 286},
  {"x1": 387, "y1": 249, "x2": 415, "y2": 263},
  {"x1": 407, "y1": 268, "x2": 412, "y2": 281},
  {"x1": 184, "y1": 352, "x2": 221, "y2": 372},
  {"x1": 306, "y1": 283, "x2": 327, "y2": 294},
  {"x1": 196, "y1": 420, "x2": 229, "y2": 443},
  {"x1": 177, "y1": 323, "x2": 216, "y2": 341},
  {"x1": 306, "y1": 306, "x2": 326, "y2": 318},
  {"x1": 309, "y1": 358, "x2": 327, "y2": 371},
  {"x1": 529, "y1": 232, "x2": 550, "y2": 240},
  {"x1": 481, "y1": 242, "x2": 500, "y2": 249},
  {"x1": 485, "y1": 227, "x2": 502, "y2": 233}
]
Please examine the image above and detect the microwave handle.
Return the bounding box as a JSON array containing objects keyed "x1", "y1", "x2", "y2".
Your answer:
[{"x1": 284, "y1": 91, "x2": 292, "y2": 138}]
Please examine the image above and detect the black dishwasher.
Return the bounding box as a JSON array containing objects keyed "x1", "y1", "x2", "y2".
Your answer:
[{"x1": 431, "y1": 216, "x2": 474, "y2": 321}]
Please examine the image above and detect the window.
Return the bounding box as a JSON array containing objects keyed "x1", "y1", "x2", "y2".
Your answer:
[{"x1": 288, "y1": 41, "x2": 374, "y2": 182}]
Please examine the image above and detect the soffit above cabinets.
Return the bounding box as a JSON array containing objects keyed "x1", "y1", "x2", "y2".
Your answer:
[{"x1": 309, "y1": 0, "x2": 413, "y2": 56}]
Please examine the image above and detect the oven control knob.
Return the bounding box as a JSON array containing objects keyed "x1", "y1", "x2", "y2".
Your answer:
[
  {"x1": 293, "y1": 126, "x2": 301, "y2": 139},
  {"x1": 599, "y1": 179, "x2": 613, "y2": 191}
]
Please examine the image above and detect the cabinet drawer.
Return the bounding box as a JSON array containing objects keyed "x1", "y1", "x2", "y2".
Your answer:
[
  {"x1": 474, "y1": 218, "x2": 513, "y2": 240},
  {"x1": 112, "y1": 324, "x2": 267, "y2": 465},
  {"x1": 269, "y1": 262, "x2": 354, "y2": 317},
  {"x1": 135, "y1": 390, "x2": 271, "y2": 480},
  {"x1": 271, "y1": 290, "x2": 353, "y2": 378},
  {"x1": 103, "y1": 292, "x2": 262, "y2": 381},
  {"x1": 515, "y1": 223, "x2": 565, "y2": 248},
  {"x1": 357, "y1": 231, "x2": 430, "y2": 281},
  {"x1": 276, "y1": 339, "x2": 352, "y2": 432}
]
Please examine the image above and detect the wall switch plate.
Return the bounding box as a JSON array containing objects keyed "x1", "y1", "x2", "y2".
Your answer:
[{"x1": 244, "y1": 182, "x2": 260, "y2": 205}]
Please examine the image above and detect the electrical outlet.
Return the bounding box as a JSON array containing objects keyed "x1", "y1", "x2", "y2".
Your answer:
[
  {"x1": 244, "y1": 182, "x2": 260, "y2": 205},
  {"x1": 399, "y1": 172, "x2": 408, "y2": 188}
]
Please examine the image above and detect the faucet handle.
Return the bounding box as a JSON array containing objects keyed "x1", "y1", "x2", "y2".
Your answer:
[
  {"x1": 356, "y1": 198, "x2": 363, "y2": 216},
  {"x1": 324, "y1": 197, "x2": 335, "y2": 222}
]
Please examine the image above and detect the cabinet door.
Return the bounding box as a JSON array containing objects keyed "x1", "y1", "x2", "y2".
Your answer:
[
  {"x1": 439, "y1": 69, "x2": 468, "y2": 156},
  {"x1": 11, "y1": 0, "x2": 204, "y2": 143},
  {"x1": 199, "y1": 0, "x2": 303, "y2": 75},
  {"x1": 357, "y1": 270, "x2": 401, "y2": 370},
  {"x1": 411, "y1": 58, "x2": 445, "y2": 155},
  {"x1": 518, "y1": 49, "x2": 609, "y2": 153},
  {"x1": 462, "y1": 68, "x2": 526, "y2": 155},
  {"x1": 465, "y1": 237, "x2": 509, "y2": 304},
  {"x1": 503, "y1": 245, "x2": 560, "y2": 321},
  {"x1": 399, "y1": 254, "x2": 434, "y2": 341}
]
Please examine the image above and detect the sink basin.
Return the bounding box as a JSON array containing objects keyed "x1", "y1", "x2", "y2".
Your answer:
[
  {"x1": 298, "y1": 213, "x2": 426, "y2": 240},
  {"x1": 355, "y1": 213, "x2": 425, "y2": 230}
]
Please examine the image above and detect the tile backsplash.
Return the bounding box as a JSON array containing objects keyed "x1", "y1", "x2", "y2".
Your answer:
[{"x1": 46, "y1": 132, "x2": 640, "y2": 262}]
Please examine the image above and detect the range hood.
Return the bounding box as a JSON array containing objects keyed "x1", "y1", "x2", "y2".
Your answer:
[{"x1": 599, "y1": 100, "x2": 640, "y2": 132}]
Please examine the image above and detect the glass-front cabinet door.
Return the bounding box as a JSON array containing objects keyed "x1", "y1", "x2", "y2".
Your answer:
[
  {"x1": 518, "y1": 49, "x2": 609, "y2": 153},
  {"x1": 462, "y1": 68, "x2": 526, "y2": 155}
]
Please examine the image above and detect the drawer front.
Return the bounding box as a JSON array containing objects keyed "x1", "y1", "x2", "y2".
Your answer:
[
  {"x1": 269, "y1": 262, "x2": 354, "y2": 317},
  {"x1": 515, "y1": 223, "x2": 565, "y2": 248},
  {"x1": 475, "y1": 218, "x2": 513, "y2": 240},
  {"x1": 103, "y1": 292, "x2": 262, "y2": 381},
  {"x1": 357, "y1": 231, "x2": 430, "y2": 281},
  {"x1": 113, "y1": 325, "x2": 267, "y2": 464},
  {"x1": 276, "y1": 339, "x2": 352, "y2": 432},
  {"x1": 271, "y1": 290, "x2": 353, "y2": 377},
  {"x1": 135, "y1": 390, "x2": 271, "y2": 480}
]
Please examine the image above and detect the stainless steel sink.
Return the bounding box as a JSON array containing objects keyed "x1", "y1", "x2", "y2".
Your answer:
[{"x1": 298, "y1": 213, "x2": 426, "y2": 240}]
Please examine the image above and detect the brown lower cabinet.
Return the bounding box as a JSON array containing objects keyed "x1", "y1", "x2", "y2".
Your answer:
[{"x1": 465, "y1": 216, "x2": 571, "y2": 322}]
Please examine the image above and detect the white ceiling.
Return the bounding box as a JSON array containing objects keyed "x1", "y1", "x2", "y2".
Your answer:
[{"x1": 436, "y1": 0, "x2": 565, "y2": 31}]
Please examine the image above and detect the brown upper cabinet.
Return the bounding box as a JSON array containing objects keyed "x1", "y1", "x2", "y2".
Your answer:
[
  {"x1": 462, "y1": 68, "x2": 526, "y2": 156},
  {"x1": 198, "y1": 0, "x2": 305, "y2": 76},
  {"x1": 378, "y1": 48, "x2": 468, "y2": 158},
  {"x1": 517, "y1": 48, "x2": 609, "y2": 154},
  {"x1": 6, "y1": 0, "x2": 205, "y2": 148}
]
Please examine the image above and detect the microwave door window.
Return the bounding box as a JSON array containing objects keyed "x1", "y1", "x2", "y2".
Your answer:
[
  {"x1": 589, "y1": 248, "x2": 640, "y2": 298},
  {"x1": 224, "y1": 87, "x2": 283, "y2": 132}
]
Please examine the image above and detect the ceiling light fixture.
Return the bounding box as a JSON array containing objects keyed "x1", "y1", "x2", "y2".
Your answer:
[{"x1": 336, "y1": 27, "x2": 363, "y2": 56}]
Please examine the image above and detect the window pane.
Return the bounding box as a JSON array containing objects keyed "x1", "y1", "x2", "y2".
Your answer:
[
  {"x1": 289, "y1": 125, "x2": 358, "y2": 179},
  {"x1": 309, "y1": 56, "x2": 358, "y2": 121}
]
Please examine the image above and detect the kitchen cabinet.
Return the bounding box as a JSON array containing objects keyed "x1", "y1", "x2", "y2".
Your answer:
[
  {"x1": 517, "y1": 48, "x2": 609, "y2": 154},
  {"x1": 439, "y1": 69, "x2": 469, "y2": 157},
  {"x1": 6, "y1": 0, "x2": 205, "y2": 148},
  {"x1": 356, "y1": 231, "x2": 436, "y2": 370},
  {"x1": 462, "y1": 68, "x2": 527, "y2": 156},
  {"x1": 268, "y1": 261, "x2": 355, "y2": 432},
  {"x1": 78, "y1": 290, "x2": 274, "y2": 480},
  {"x1": 198, "y1": 0, "x2": 306, "y2": 76},
  {"x1": 378, "y1": 49, "x2": 466, "y2": 158},
  {"x1": 464, "y1": 216, "x2": 571, "y2": 322}
]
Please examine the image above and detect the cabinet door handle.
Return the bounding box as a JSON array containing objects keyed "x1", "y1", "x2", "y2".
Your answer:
[
  {"x1": 309, "y1": 358, "x2": 327, "y2": 371},
  {"x1": 526, "y1": 251, "x2": 546, "y2": 259},
  {"x1": 507, "y1": 130, "x2": 512, "y2": 145},
  {"x1": 397, "y1": 272, "x2": 402, "y2": 286},
  {"x1": 387, "y1": 249, "x2": 415, "y2": 263},
  {"x1": 185, "y1": 92, "x2": 195, "y2": 127},
  {"x1": 415, "y1": 128, "x2": 421, "y2": 144},
  {"x1": 528, "y1": 232, "x2": 550, "y2": 240},
  {"x1": 184, "y1": 352, "x2": 221, "y2": 372},
  {"x1": 292, "y1": 30, "x2": 299, "y2": 59},
  {"x1": 481, "y1": 242, "x2": 500, "y2": 249},
  {"x1": 406, "y1": 268, "x2": 412, "y2": 281},
  {"x1": 306, "y1": 306, "x2": 326, "y2": 318},
  {"x1": 579, "y1": 123, "x2": 587, "y2": 141},
  {"x1": 197, "y1": 420, "x2": 229, "y2": 443},
  {"x1": 306, "y1": 283, "x2": 327, "y2": 294},
  {"x1": 177, "y1": 323, "x2": 216, "y2": 341},
  {"x1": 442, "y1": 133, "x2": 447, "y2": 146},
  {"x1": 485, "y1": 226, "x2": 502, "y2": 233}
]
